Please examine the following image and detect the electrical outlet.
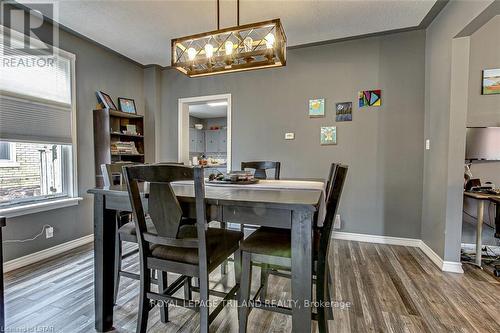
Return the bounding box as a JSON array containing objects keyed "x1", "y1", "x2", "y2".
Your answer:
[
  {"x1": 425, "y1": 139, "x2": 430, "y2": 150},
  {"x1": 334, "y1": 214, "x2": 341, "y2": 229},
  {"x1": 285, "y1": 132, "x2": 295, "y2": 140},
  {"x1": 45, "y1": 226, "x2": 54, "y2": 239}
]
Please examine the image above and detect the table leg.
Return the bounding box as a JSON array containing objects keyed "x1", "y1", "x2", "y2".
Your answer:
[
  {"x1": 291, "y1": 210, "x2": 313, "y2": 333},
  {"x1": 475, "y1": 200, "x2": 484, "y2": 267},
  {"x1": 94, "y1": 194, "x2": 118, "y2": 332}
]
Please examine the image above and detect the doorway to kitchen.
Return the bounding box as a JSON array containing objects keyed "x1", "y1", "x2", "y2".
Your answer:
[{"x1": 178, "y1": 94, "x2": 231, "y2": 173}]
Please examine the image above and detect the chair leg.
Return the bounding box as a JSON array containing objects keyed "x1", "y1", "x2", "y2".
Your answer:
[
  {"x1": 259, "y1": 264, "x2": 269, "y2": 300},
  {"x1": 238, "y1": 252, "x2": 252, "y2": 333},
  {"x1": 184, "y1": 276, "x2": 192, "y2": 300},
  {"x1": 317, "y1": 259, "x2": 329, "y2": 333},
  {"x1": 325, "y1": 264, "x2": 334, "y2": 321},
  {"x1": 199, "y1": 269, "x2": 210, "y2": 333},
  {"x1": 113, "y1": 236, "x2": 122, "y2": 305},
  {"x1": 220, "y1": 221, "x2": 228, "y2": 275},
  {"x1": 234, "y1": 249, "x2": 242, "y2": 285},
  {"x1": 137, "y1": 264, "x2": 152, "y2": 333},
  {"x1": 157, "y1": 270, "x2": 169, "y2": 323}
]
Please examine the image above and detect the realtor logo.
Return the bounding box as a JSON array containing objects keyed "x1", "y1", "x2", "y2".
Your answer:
[{"x1": 1, "y1": 1, "x2": 57, "y2": 56}]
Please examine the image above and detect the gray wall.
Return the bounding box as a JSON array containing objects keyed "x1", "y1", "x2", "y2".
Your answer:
[
  {"x1": 160, "y1": 30, "x2": 426, "y2": 239},
  {"x1": 421, "y1": 0, "x2": 494, "y2": 261},
  {"x1": 2, "y1": 19, "x2": 144, "y2": 261}
]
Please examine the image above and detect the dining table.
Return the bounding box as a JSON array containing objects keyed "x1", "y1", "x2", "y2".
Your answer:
[{"x1": 88, "y1": 179, "x2": 324, "y2": 333}]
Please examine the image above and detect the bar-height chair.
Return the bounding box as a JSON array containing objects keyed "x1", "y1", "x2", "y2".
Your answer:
[
  {"x1": 124, "y1": 164, "x2": 243, "y2": 333},
  {"x1": 238, "y1": 164, "x2": 348, "y2": 333},
  {"x1": 241, "y1": 161, "x2": 281, "y2": 180}
]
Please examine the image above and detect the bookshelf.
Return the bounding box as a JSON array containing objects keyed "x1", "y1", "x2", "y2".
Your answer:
[{"x1": 93, "y1": 108, "x2": 145, "y2": 187}]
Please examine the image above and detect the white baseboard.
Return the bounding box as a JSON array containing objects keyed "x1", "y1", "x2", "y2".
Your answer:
[
  {"x1": 332, "y1": 231, "x2": 422, "y2": 247},
  {"x1": 332, "y1": 231, "x2": 464, "y2": 274},
  {"x1": 3, "y1": 234, "x2": 94, "y2": 273}
]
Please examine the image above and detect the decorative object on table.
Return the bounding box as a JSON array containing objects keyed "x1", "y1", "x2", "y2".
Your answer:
[
  {"x1": 335, "y1": 102, "x2": 352, "y2": 121},
  {"x1": 125, "y1": 124, "x2": 137, "y2": 135},
  {"x1": 358, "y1": 90, "x2": 381, "y2": 107},
  {"x1": 208, "y1": 170, "x2": 258, "y2": 184},
  {"x1": 320, "y1": 126, "x2": 337, "y2": 145},
  {"x1": 96, "y1": 91, "x2": 118, "y2": 110},
  {"x1": 309, "y1": 98, "x2": 325, "y2": 117},
  {"x1": 117, "y1": 97, "x2": 137, "y2": 114},
  {"x1": 171, "y1": 0, "x2": 286, "y2": 77},
  {"x1": 482, "y1": 68, "x2": 500, "y2": 95}
]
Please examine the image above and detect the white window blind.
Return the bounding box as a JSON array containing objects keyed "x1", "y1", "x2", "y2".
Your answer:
[{"x1": 0, "y1": 26, "x2": 75, "y2": 144}]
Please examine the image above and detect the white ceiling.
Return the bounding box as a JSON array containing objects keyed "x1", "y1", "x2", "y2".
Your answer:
[
  {"x1": 30, "y1": 0, "x2": 437, "y2": 67},
  {"x1": 189, "y1": 103, "x2": 227, "y2": 119}
]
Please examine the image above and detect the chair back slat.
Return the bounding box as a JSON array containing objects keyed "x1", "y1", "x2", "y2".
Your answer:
[
  {"x1": 124, "y1": 164, "x2": 200, "y2": 250},
  {"x1": 101, "y1": 162, "x2": 136, "y2": 187},
  {"x1": 241, "y1": 161, "x2": 281, "y2": 180},
  {"x1": 324, "y1": 163, "x2": 338, "y2": 202}
]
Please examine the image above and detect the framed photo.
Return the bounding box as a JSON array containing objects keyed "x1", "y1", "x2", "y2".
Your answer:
[
  {"x1": 309, "y1": 98, "x2": 325, "y2": 117},
  {"x1": 118, "y1": 97, "x2": 137, "y2": 114},
  {"x1": 96, "y1": 91, "x2": 117, "y2": 110},
  {"x1": 482, "y1": 69, "x2": 500, "y2": 95},
  {"x1": 336, "y1": 102, "x2": 352, "y2": 121},
  {"x1": 320, "y1": 126, "x2": 337, "y2": 145},
  {"x1": 358, "y1": 90, "x2": 381, "y2": 107}
]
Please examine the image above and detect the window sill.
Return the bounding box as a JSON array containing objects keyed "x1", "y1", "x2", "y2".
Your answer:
[
  {"x1": 0, "y1": 162, "x2": 20, "y2": 168},
  {"x1": 0, "y1": 197, "x2": 83, "y2": 218}
]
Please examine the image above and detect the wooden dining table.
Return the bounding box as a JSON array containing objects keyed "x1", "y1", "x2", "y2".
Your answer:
[{"x1": 88, "y1": 179, "x2": 324, "y2": 333}]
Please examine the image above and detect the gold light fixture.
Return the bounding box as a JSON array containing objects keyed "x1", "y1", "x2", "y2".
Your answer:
[{"x1": 171, "y1": 0, "x2": 286, "y2": 77}]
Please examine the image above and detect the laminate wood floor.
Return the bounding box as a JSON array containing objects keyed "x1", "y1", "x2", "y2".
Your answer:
[{"x1": 4, "y1": 240, "x2": 500, "y2": 333}]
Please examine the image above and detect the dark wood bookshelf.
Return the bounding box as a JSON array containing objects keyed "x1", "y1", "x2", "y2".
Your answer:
[{"x1": 93, "y1": 108, "x2": 145, "y2": 187}]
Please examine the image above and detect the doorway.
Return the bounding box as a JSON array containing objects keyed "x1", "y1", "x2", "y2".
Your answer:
[{"x1": 178, "y1": 94, "x2": 231, "y2": 173}]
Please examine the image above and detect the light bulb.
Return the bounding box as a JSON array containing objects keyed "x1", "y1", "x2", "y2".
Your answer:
[
  {"x1": 187, "y1": 47, "x2": 197, "y2": 61},
  {"x1": 204, "y1": 43, "x2": 214, "y2": 58},
  {"x1": 224, "y1": 41, "x2": 233, "y2": 55},
  {"x1": 243, "y1": 36, "x2": 253, "y2": 52},
  {"x1": 265, "y1": 33, "x2": 275, "y2": 49}
]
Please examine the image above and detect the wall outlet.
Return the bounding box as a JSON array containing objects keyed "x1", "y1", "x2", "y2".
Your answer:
[
  {"x1": 285, "y1": 132, "x2": 295, "y2": 140},
  {"x1": 425, "y1": 139, "x2": 430, "y2": 150},
  {"x1": 334, "y1": 214, "x2": 341, "y2": 229},
  {"x1": 45, "y1": 226, "x2": 54, "y2": 239}
]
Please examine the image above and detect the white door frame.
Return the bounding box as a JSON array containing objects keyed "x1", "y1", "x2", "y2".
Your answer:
[{"x1": 178, "y1": 93, "x2": 232, "y2": 172}]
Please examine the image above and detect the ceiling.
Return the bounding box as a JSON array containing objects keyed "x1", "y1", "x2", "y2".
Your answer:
[
  {"x1": 189, "y1": 102, "x2": 227, "y2": 119},
  {"x1": 32, "y1": 0, "x2": 437, "y2": 67}
]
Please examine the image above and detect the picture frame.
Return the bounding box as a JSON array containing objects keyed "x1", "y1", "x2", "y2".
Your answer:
[
  {"x1": 335, "y1": 102, "x2": 352, "y2": 121},
  {"x1": 96, "y1": 91, "x2": 118, "y2": 110},
  {"x1": 118, "y1": 97, "x2": 137, "y2": 114},
  {"x1": 482, "y1": 69, "x2": 500, "y2": 95},
  {"x1": 320, "y1": 126, "x2": 337, "y2": 145},
  {"x1": 308, "y1": 98, "x2": 325, "y2": 117}
]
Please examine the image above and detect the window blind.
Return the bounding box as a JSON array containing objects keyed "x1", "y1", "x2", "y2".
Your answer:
[{"x1": 0, "y1": 26, "x2": 74, "y2": 144}]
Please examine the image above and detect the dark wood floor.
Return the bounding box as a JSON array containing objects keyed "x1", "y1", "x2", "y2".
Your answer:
[{"x1": 4, "y1": 240, "x2": 500, "y2": 333}]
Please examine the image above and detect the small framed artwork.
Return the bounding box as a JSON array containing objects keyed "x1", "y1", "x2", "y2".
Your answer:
[
  {"x1": 320, "y1": 126, "x2": 337, "y2": 145},
  {"x1": 96, "y1": 91, "x2": 117, "y2": 110},
  {"x1": 359, "y1": 90, "x2": 381, "y2": 107},
  {"x1": 336, "y1": 102, "x2": 352, "y2": 121},
  {"x1": 118, "y1": 97, "x2": 137, "y2": 114},
  {"x1": 482, "y1": 69, "x2": 500, "y2": 95},
  {"x1": 309, "y1": 98, "x2": 325, "y2": 117}
]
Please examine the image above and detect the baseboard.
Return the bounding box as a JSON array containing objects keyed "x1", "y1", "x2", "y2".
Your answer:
[
  {"x1": 3, "y1": 234, "x2": 94, "y2": 273},
  {"x1": 332, "y1": 231, "x2": 464, "y2": 274},
  {"x1": 332, "y1": 231, "x2": 422, "y2": 247}
]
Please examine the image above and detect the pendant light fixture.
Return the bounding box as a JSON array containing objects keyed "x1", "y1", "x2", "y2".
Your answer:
[{"x1": 171, "y1": 0, "x2": 286, "y2": 77}]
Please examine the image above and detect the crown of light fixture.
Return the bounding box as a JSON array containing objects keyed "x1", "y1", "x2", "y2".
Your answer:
[{"x1": 171, "y1": 0, "x2": 286, "y2": 77}]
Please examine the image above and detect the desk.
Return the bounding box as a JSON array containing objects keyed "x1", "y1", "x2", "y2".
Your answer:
[
  {"x1": 88, "y1": 181, "x2": 323, "y2": 333},
  {"x1": 463, "y1": 191, "x2": 500, "y2": 266}
]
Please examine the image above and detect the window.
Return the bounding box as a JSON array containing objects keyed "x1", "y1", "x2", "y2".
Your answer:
[
  {"x1": 0, "y1": 141, "x2": 16, "y2": 166},
  {"x1": 0, "y1": 26, "x2": 77, "y2": 211}
]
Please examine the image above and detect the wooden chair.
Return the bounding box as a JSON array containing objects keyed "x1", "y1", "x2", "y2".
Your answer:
[
  {"x1": 241, "y1": 161, "x2": 281, "y2": 180},
  {"x1": 238, "y1": 164, "x2": 348, "y2": 333},
  {"x1": 124, "y1": 164, "x2": 243, "y2": 333}
]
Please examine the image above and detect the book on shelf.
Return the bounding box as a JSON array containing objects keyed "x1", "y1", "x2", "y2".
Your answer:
[{"x1": 110, "y1": 141, "x2": 140, "y2": 155}]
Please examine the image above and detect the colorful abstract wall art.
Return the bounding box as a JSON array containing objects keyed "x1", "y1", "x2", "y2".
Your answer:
[
  {"x1": 358, "y1": 90, "x2": 381, "y2": 107},
  {"x1": 309, "y1": 98, "x2": 325, "y2": 117},
  {"x1": 482, "y1": 69, "x2": 500, "y2": 95},
  {"x1": 320, "y1": 126, "x2": 337, "y2": 145},
  {"x1": 336, "y1": 102, "x2": 352, "y2": 121}
]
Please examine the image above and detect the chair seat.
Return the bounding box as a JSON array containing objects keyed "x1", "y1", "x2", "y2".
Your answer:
[
  {"x1": 150, "y1": 227, "x2": 243, "y2": 265},
  {"x1": 240, "y1": 227, "x2": 321, "y2": 258}
]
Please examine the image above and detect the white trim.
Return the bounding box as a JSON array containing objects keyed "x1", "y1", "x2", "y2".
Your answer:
[
  {"x1": 332, "y1": 231, "x2": 422, "y2": 247},
  {"x1": 0, "y1": 142, "x2": 18, "y2": 167},
  {"x1": 0, "y1": 197, "x2": 82, "y2": 218},
  {"x1": 3, "y1": 234, "x2": 93, "y2": 273},
  {"x1": 178, "y1": 94, "x2": 232, "y2": 172},
  {"x1": 332, "y1": 231, "x2": 464, "y2": 273}
]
